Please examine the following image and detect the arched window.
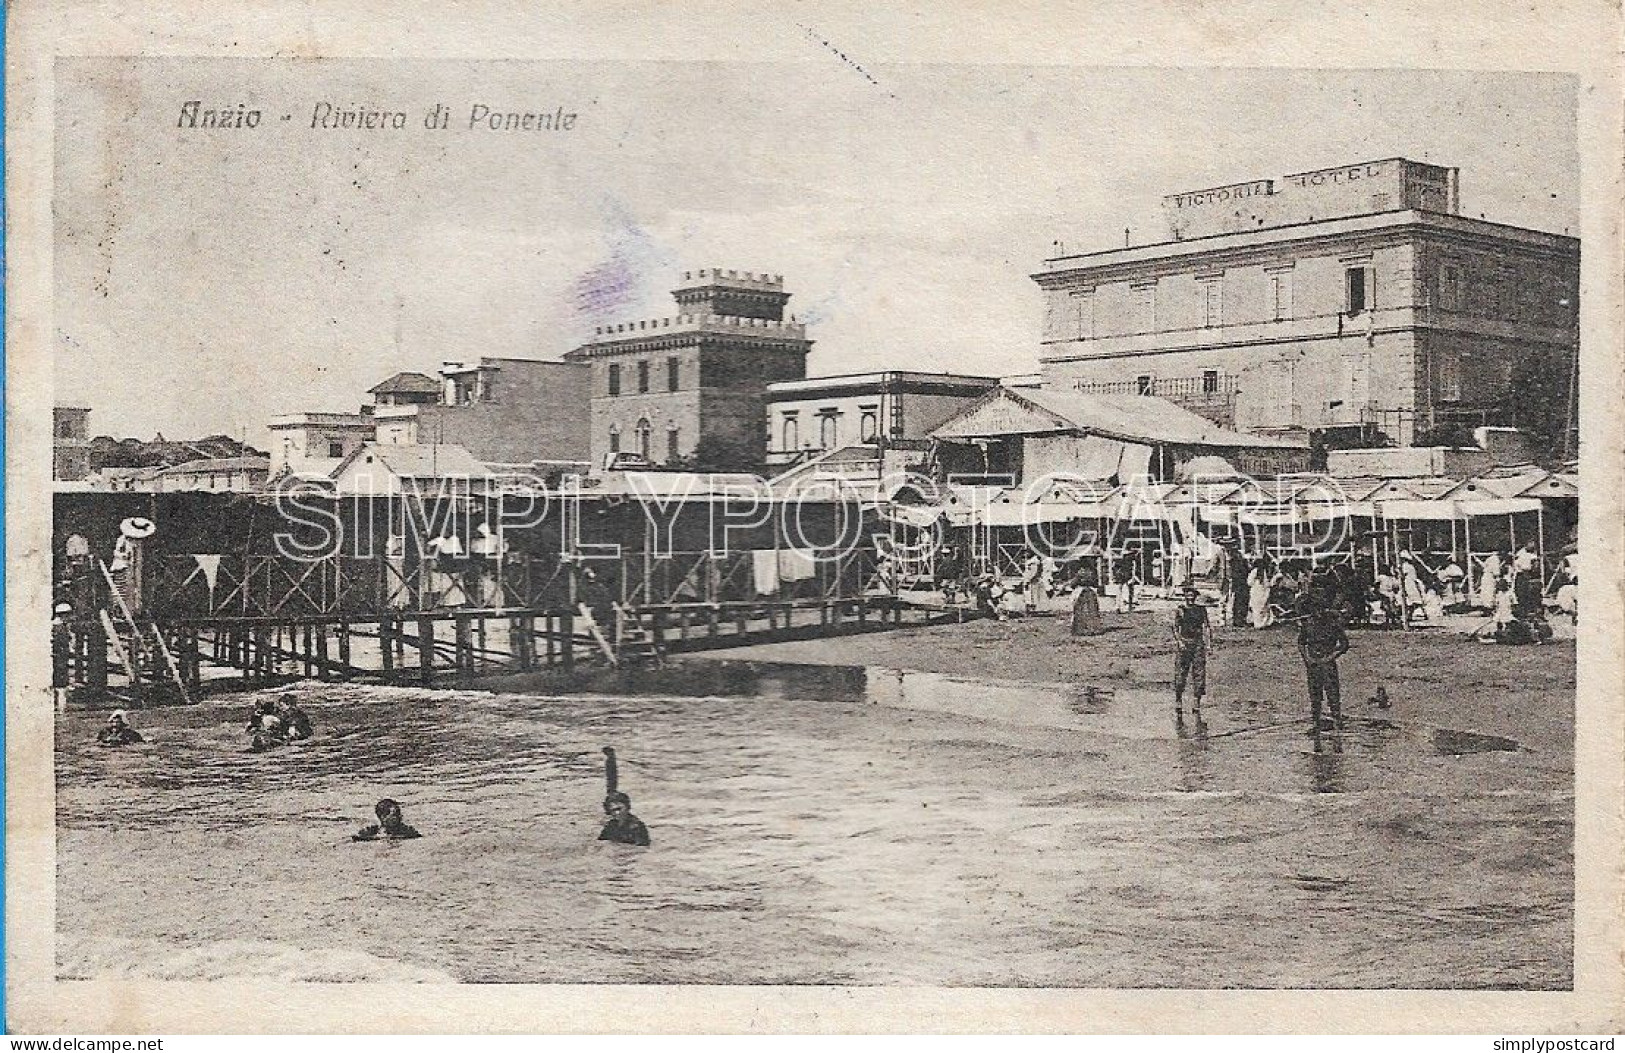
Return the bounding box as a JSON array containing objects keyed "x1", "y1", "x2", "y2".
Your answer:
[
  {"x1": 820, "y1": 412, "x2": 839, "y2": 450},
  {"x1": 782, "y1": 415, "x2": 798, "y2": 450},
  {"x1": 666, "y1": 426, "x2": 680, "y2": 463},
  {"x1": 635, "y1": 418, "x2": 652, "y2": 460},
  {"x1": 608, "y1": 425, "x2": 621, "y2": 454}
]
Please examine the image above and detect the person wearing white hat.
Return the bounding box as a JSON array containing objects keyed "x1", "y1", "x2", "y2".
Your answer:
[
  {"x1": 97, "y1": 710, "x2": 145, "y2": 747},
  {"x1": 52, "y1": 603, "x2": 74, "y2": 709}
]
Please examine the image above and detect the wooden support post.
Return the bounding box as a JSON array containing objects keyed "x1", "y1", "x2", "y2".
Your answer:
[
  {"x1": 87, "y1": 618, "x2": 109, "y2": 698},
  {"x1": 338, "y1": 623, "x2": 352, "y2": 673},
  {"x1": 651, "y1": 608, "x2": 666, "y2": 655},
  {"x1": 455, "y1": 616, "x2": 473, "y2": 673},
  {"x1": 561, "y1": 611, "x2": 574, "y2": 670},
  {"x1": 315, "y1": 624, "x2": 331, "y2": 680},
  {"x1": 417, "y1": 615, "x2": 435, "y2": 684},
  {"x1": 380, "y1": 617, "x2": 395, "y2": 675}
]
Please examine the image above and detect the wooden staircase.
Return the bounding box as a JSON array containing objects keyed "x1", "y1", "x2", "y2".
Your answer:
[{"x1": 97, "y1": 559, "x2": 192, "y2": 705}]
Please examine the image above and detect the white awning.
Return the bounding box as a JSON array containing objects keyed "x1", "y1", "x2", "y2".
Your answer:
[
  {"x1": 1458, "y1": 497, "x2": 1542, "y2": 516},
  {"x1": 1377, "y1": 499, "x2": 1461, "y2": 521}
]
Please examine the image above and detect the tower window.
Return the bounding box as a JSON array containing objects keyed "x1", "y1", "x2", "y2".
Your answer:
[
  {"x1": 1268, "y1": 269, "x2": 1293, "y2": 321},
  {"x1": 1133, "y1": 283, "x2": 1157, "y2": 332},
  {"x1": 667, "y1": 426, "x2": 680, "y2": 462},
  {"x1": 637, "y1": 361, "x2": 650, "y2": 394},
  {"x1": 607, "y1": 364, "x2": 621, "y2": 396},
  {"x1": 608, "y1": 426, "x2": 621, "y2": 454},
  {"x1": 1200, "y1": 277, "x2": 1223, "y2": 328},
  {"x1": 667, "y1": 356, "x2": 681, "y2": 391},
  {"x1": 1345, "y1": 266, "x2": 1372, "y2": 315}
]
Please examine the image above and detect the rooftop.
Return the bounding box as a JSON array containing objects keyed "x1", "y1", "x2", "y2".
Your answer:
[
  {"x1": 674, "y1": 267, "x2": 784, "y2": 291},
  {"x1": 268, "y1": 411, "x2": 376, "y2": 429},
  {"x1": 931, "y1": 386, "x2": 1302, "y2": 449},
  {"x1": 336, "y1": 442, "x2": 490, "y2": 479},
  {"x1": 157, "y1": 456, "x2": 271, "y2": 475},
  {"x1": 1038, "y1": 208, "x2": 1577, "y2": 279},
  {"x1": 766, "y1": 371, "x2": 1000, "y2": 395},
  {"x1": 368, "y1": 371, "x2": 441, "y2": 395}
]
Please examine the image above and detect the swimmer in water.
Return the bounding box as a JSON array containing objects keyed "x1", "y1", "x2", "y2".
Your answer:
[
  {"x1": 598, "y1": 791, "x2": 650, "y2": 846},
  {"x1": 274, "y1": 694, "x2": 314, "y2": 741},
  {"x1": 245, "y1": 699, "x2": 287, "y2": 752},
  {"x1": 352, "y1": 798, "x2": 421, "y2": 841},
  {"x1": 97, "y1": 710, "x2": 145, "y2": 747}
]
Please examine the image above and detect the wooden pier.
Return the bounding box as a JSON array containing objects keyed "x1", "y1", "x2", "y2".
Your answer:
[{"x1": 51, "y1": 488, "x2": 933, "y2": 706}]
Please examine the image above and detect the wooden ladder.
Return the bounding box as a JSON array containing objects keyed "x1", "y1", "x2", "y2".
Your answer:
[
  {"x1": 97, "y1": 559, "x2": 192, "y2": 706},
  {"x1": 613, "y1": 603, "x2": 664, "y2": 667}
]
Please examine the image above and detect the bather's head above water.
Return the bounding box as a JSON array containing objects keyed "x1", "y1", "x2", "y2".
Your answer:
[{"x1": 604, "y1": 791, "x2": 632, "y2": 821}]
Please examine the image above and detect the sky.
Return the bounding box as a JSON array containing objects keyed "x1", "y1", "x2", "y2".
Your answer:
[{"x1": 53, "y1": 59, "x2": 1579, "y2": 443}]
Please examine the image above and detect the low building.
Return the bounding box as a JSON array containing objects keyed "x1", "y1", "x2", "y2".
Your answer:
[
  {"x1": 1035, "y1": 158, "x2": 1579, "y2": 448},
  {"x1": 764, "y1": 371, "x2": 1000, "y2": 466},
  {"x1": 148, "y1": 456, "x2": 271, "y2": 493},
  {"x1": 329, "y1": 442, "x2": 492, "y2": 497},
  {"x1": 53, "y1": 406, "x2": 92, "y2": 481},
  {"x1": 373, "y1": 357, "x2": 590, "y2": 466},
  {"x1": 565, "y1": 269, "x2": 813, "y2": 469},
  {"x1": 928, "y1": 385, "x2": 1306, "y2": 487},
  {"x1": 267, "y1": 411, "x2": 377, "y2": 478}
]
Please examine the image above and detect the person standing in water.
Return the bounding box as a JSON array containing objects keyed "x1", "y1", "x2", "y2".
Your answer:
[
  {"x1": 598, "y1": 792, "x2": 651, "y2": 846},
  {"x1": 1171, "y1": 586, "x2": 1214, "y2": 716},
  {"x1": 353, "y1": 799, "x2": 422, "y2": 841},
  {"x1": 274, "y1": 694, "x2": 314, "y2": 741},
  {"x1": 97, "y1": 710, "x2": 145, "y2": 746},
  {"x1": 598, "y1": 746, "x2": 650, "y2": 846},
  {"x1": 1298, "y1": 591, "x2": 1351, "y2": 731}
]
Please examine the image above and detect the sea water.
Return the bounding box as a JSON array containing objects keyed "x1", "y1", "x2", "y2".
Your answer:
[{"x1": 55, "y1": 663, "x2": 1571, "y2": 987}]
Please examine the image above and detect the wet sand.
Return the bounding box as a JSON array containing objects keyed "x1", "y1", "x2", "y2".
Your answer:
[{"x1": 55, "y1": 610, "x2": 1573, "y2": 988}]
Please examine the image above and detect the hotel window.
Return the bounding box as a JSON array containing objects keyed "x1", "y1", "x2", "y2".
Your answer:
[
  {"x1": 667, "y1": 426, "x2": 680, "y2": 462},
  {"x1": 1437, "y1": 263, "x2": 1463, "y2": 311},
  {"x1": 860, "y1": 407, "x2": 878, "y2": 441},
  {"x1": 1202, "y1": 369, "x2": 1220, "y2": 395},
  {"x1": 819, "y1": 412, "x2": 840, "y2": 450},
  {"x1": 667, "y1": 356, "x2": 681, "y2": 391},
  {"x1": 782, "y1": 415, "x2": 799, "y2": 450},
  {"x1": 607, "y1": 364, "x2": 621, "y2": 396},
  {"x1": 1438, "y1": 349, "x2": 1462, "y2": 402},
  {"x1": 608, "y1": 426, "x2": 621, "y2": 454},
  {"x1": 1344, "y1": 265, "x2": 1373, "y2": 315},
  {"x1": 1072, "y1": 290, "x2": 1095, "y2": 338},
  {"x1": 1268, "y1": 269, "x2": 1293, "y2": 321},
  {"x1": 1199, "y1": 277, "x2": 1223, "y2": 327},
  {"x1": 1136, "y1": 375, "x2": 1154, "y2": 395},
  {"x1": 637, "y1": 360, "x2": 650, "y2": 394},
  {"x1": 1133, "y1": 283, "x2": 1157, "y2": 332}
]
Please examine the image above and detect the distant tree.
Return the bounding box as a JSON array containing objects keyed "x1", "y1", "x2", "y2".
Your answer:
[
  {"x1": 1498, "y1": 346, "x2": 1574, "y2": 464},
  {"x1": 683, "y1": 433, "x2": 766, "y2": 475}
]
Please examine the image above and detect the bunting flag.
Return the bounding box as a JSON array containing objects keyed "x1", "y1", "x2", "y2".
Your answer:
[{"x1": 193, "y1": 553, "x2": 222, "y2": 593}]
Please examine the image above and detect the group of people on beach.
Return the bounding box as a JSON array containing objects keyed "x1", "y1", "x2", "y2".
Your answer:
[{"x1": 1216, "y1": 540, "x2": 1564, "y2": 644}]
